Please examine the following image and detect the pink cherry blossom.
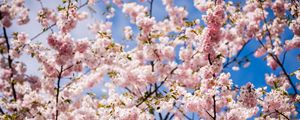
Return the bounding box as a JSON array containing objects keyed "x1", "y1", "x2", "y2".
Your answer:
[{"x1": 0, "y1": 0, "x2": 299, "y2": 119}]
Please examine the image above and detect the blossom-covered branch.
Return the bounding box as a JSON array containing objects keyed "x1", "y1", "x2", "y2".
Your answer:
[{"x1": 0, "y1": 0, "x2": 299, "y2": 119}]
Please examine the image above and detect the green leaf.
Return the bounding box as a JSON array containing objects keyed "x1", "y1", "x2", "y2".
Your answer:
[
  {"x1": 87, "y1": 92, "x2": 96, "y2": 97},
  {"x1": 178, "y1": 35, "x2": 188, "y2": 40},
  {"x1": 57, "y1": 5, "x2": 65, "y2": 11},
  {"x1": 108, "y1": 70, "x2": 118, "y2": 78},
  {"x1": 126, "y1": 54, "x2": 132, "y2": 60},
  {"x1": 98, "y1": 103, "x2": 105, "y2": 108},
  {"x1": 4, "y1": 113, "x2": 17, "y2": 120},
  {"x1": 106, "y1": 4, "x2": 112, "y2": 11},
  {"x1": 64, "y1": 99, "x2": 72, "y2": 104},
  {"x1": 149, "y1": 107, "x2": 155, "y2": 114},
  {"x1": 31, "y1": 53, "x2": 35, "y2": 58}
]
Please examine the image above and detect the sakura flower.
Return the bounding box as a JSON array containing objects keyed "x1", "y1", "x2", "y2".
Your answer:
[
  {"x1": 123, "y1": 26, "x2": 133, "y2": 40},
  {"x1": 295, "y1": 70, "x2": 300, "y2": 80},
  {"x1": 266, "y1": 55, "x2": 278, "y2": 70}
]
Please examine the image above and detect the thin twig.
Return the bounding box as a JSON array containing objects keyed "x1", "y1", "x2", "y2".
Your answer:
[
  {"x1": 223, "y1": 40, "x2": 251, "y2": 68},
  {"x1": 149, "y1": 0, "x2": 154, "y2": 17},
  {"x1": 0, "y1": 107, "x2": 4, "y2": 114},
  {"x1": 174, "y1": 105, "x2": 192, "y2": 120},
  {"x1": 55, "y1": 65, "x2": 64, "y2": 120},
  {"x1": 275, "y1": 110, "x2": 290, "y2": 120},
  {"x1": 205, "y1": 109, "x2": 214, "y2": 119},
  {"x1": 169, "y1": 113, "x2": 175, "y2": 120},
  {"x1": 164, "y1": 112, "x2": 170, "y2": 120},
  {"x1": 125, "y1": 87, "x2": 136, "y2": 96},
  {"x1": 258, "y1": 0, "x2": 274, "y2": 48},
  {"x1": 282, "y1": 51, "x2": 287, "y2": 65},
  {"x1": 136, "y1": 67, "x2": 178, "y2": 107},
  {"x1": 208, "y1": 53, "x2": 212, "y2": 65},
  {"x1": 213, "y1": 95, "x2": 216, "y2": 120},
  {"x1": 159, "y1": 113, "x2": 163, "y2": 120}
]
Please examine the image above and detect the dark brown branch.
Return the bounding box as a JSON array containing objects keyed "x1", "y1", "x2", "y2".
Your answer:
[
  {"x1": 258, "y1": 0, "x2": 274, "y2": 48},
  {"x1": 174, "y1": 105, "x2": 192, "y2": 120},
  {"x1": 275, "y1": 110, "x2": 290, "y2": 120},
  {"x1": 223, "y1": 40, "x2": 251, "y2": 68},
  {"x1": 213, "y1": 95, "x2": 216, "y2": 120},
  {"x1": 282, "y1": 51, "x2": 287, "y2": 65},
  {"x1": 136, "y1": 67, "x2": 178, "y2": 107},
  {"x1": 169, "y1": 113, "x2": 175, "y2": 120},
  {"x1": 55, "y1": 66, "x2": 64, "y2": 120},
  {"x1": 150, "y1": 61, "x2": 154, "y2": 72},
  {"x1": 154, "y1": 83, "x2": 159, "y2": 96},
  {"x1": 136, "y1": 79, "x2": 165, "y2": 107},
  {"x1": 182, "y1": 112, "x2": 192, "y2": 120},
  {"x1": 149, "y1": 0, "x2": 154, "y2": 17},
  {"x1": 125, "y1": 87, "x2": 136, "y2": 96},
  {"x1": 205, "y1": 109, "x2": 214, "y2": 119},
  {"x1": 3, "y1": 27, "x2": 17, "y2": 101},
  {"x1": 159, "y1": 113, "x2": 163, "y2": 120},
  {"x1": 257, "y1": 39, "x2": 298, "y2": 95},
  {"x1": 30, "y1": 23, "x2": 56, "y2": 41},
  {"x1": 223, "y1": 50, "x2": 256, "y2": 70},
  {"x1": 276, "y1": 57, "x2": 298, "y2": 95},
  {"x1": 208, "y1": 53, "x2": 212, "y2": 65},
  {"x1": 163, "y1": 112, "x2": 170, "y2": 120},
  {"x1": 0, "y1": 107, "x2": 4, "y2": 114}
]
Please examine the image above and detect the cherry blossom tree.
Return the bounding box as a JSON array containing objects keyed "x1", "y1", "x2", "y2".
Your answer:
[{"x1": 0, "y1": 0, "x2": 300, "y2": 119}]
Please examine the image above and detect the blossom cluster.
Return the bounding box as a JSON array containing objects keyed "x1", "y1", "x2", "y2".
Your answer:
[{"x1": 0, "y1": 0, "x2": 299, "y2": 119}]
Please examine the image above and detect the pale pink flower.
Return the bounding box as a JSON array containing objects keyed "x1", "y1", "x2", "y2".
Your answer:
[
  {"x1": 0, "y1": 68, "x2": 11, "y2": 79},
  {"x1": 254, "y1": 47, "x2": 266, "y2": 57},
  {"x1": 2, "y1": 16, "x2": 12, "y2": 28},
  {"x1": 285, "y1": 36, "x2": 300, "y2": 51},
  {"x1": 123, "y1": 26, "x2": 133, "y2": 40},
  {"x1": 88, "y1": 0, "x2": 96, "y2": 5},
  {"x1": 266, "y1": 55, "x2": 278, "y2": 70},
  {"x1": 295, "y1": 70, "x2": 300, "y2": 80},
  {"x1": 272, "y1": 0, "x2": 286, "y2": 17},
  {"x1": 290, "y1": 17, "x2": 300, "y2": 36},
  {"x1": 76, "y1": 38, "x2": 89, "y2": 53}
]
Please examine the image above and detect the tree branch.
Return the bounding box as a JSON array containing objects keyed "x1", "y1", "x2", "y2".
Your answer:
[
  {"x1": 282, "y1": 51, "x2": 287, "y2": 65},
  {"x1": 169, "y1": 113, "x2": 175, "y2": 120},
  {"x1": 3, "y1": 27, "x2": 17, "y2": 101},
  {"x1": 136, "y1": 67, "x2": 177, "y2": 107},
  {"x1": 223, "y1": 40, "x2": 251, "y2": 68},
  {"x1": 257, "y1": 38, "x2": 298, "y2": 95},
  {"x1": 55, "y1": 65, "x2": 64, "y2": 120},
  {"x1": 205, "y1": 109, "x2": 214, "y2": 119},
  {"x1": 0, "y1": 107, "x2": 4, "y2": 114},
  {"x1": 258, "y1": 0, "x2": 274, "y2": 48},
  {"x1": 149, "y1": 0, "x2": 154, "y2": 17},
  {"x1": 208, "y1": 53, "x2": 212, "y2": 65},
  {"x1": 159, "y1": 112, "x2": 163, "y2": 120},
  {"x1": 163, "y1": 112, "x2": 170, "y2": 120},
  {"x1": 174, "y1": 105, "x2": 192, "y2": 120},
  {"x1": 275, "y1": 110, "x2": 290, "y2": 120},
  {"x1": 213, "y1": 95, "x2": 216, "y2": 120}
]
